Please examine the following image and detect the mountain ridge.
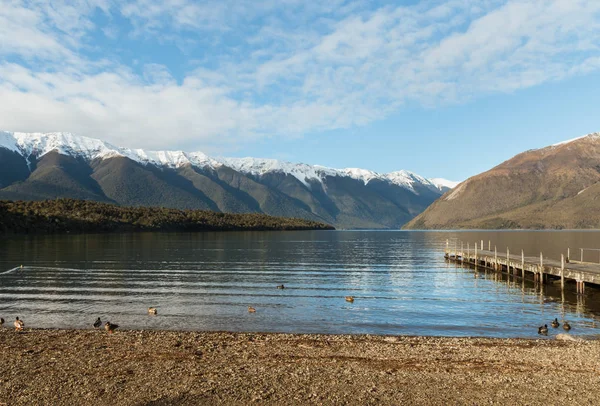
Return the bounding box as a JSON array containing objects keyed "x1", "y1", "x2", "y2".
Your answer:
[
  {"x1": 0, "y1": 131, "x2": 456, "y2": 193},
  {"x1": 0, "y1": 131, "x2": 457, "y2": 229},
  {"x1": 404, "y1": 132, "x2": 600, "y2": 230}
]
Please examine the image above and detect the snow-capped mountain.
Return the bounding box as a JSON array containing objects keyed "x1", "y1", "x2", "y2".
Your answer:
[
  {"x1": 0, "y1": 131, "x2": 455, "y2": 229},
  {"x1": 0, "y1": 131, "x2": 456, "y2": 194},
  {"x1": 0, "y1": 131, "x2": 220, "y2": 169}
]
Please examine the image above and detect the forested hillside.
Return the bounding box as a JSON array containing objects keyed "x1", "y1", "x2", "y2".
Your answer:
[{"x1": 0, "y1": 199, "x2": 334, "y2": 234}]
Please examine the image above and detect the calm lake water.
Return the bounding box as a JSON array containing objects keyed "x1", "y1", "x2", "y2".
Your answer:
[{"x1": 1, "y1": 230, "x2": 600, "y2": 338}]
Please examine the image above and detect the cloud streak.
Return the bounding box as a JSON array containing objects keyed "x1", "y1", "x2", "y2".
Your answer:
[{"x1": 0, "y1": 0, "x2": 599, "y2": 150}]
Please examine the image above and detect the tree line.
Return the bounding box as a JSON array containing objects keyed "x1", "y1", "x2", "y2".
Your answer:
[{"x1": 0, "y1": 199, "x2": 335, "y2": 234}]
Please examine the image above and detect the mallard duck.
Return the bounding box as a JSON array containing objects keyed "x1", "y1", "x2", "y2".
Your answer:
[
  {"x1": 276, "y1": 284, "x2": 285, "y2": 289},
  {"x1": 345, "y1": 296, "x2": 354, "y2": 303},
  {"x1": 93, "y1": 317, "x2": 102, "y2": 328},
  {"x1": 148, "y1": 307, "x2": 158, "y2": 315},
  {"x1": 538, "y1": 324, "x2": 548, "y2": 335},
  {"x1": 563, "y1": 321, "x2": 571, "y2": 331},
  {"x1": 14, "y1": 317, "x2": 24, "y2": 331},
  {"x1": 551, "y1": 318, "x2": 560, "y2": 328},
  {"x1": 104, "y1": 321, "x2": 119, "y2": 334},
  {"x1": 248, "y1": 306, "x2": 256, "y2": 313}
]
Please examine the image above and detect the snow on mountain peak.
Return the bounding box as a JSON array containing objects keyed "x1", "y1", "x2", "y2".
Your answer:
[
  {"x1": 219, "y1": 157, "x2": 336, "y2": 186},
  {"x1": 340, "y1": 168, "x2": 385, "y2": 184},
  {"x1": 386, "y1": 170, "x2": 432, "y2": 192},
  {"x1": 0, "y1": 131, "x2": 453, "y2": 194},
  {"x1": 429, "y1": 178, "x2": 461, "y2": 190},
  {"x1": 0, "y1": 131, "x2": 221, "y2": 169},
  {"x1": 551, "y1": 132, "x2": 600, "y2": 147}
]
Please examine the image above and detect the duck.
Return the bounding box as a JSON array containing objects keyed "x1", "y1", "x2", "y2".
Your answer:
[
  {"x1": 104, "y1": 321, "x2": 119, "y2": 334},
  {"x1": 551, "y1": 318, "x2": 560, "y2": 328},
  {"x1": 345, "y1": 296, "x2": 354, "y2": 303},
  {"x1": 93, "y1": 317, "x2": 102, "y2": 328},
  {"x1": 248, "y1": 306, "x2": 256, "y2": 313},
  {"x1": 538, "y1": 324, "x2": 548, "y2": 335},
  {"x1": 563, "y1": 321, "x2": 571, "y2": 331},
  {"x1": 148, "y1": 307, "x2": 158, "y2": 315},
  {"x1": 0, "y1": 317, "x2": 4, "y2": 327},
  {"x1": 276, "y1": 284, "x2": 285, "y2": 289},
  {"x1": 14, "y1": 317, "x2": 24, "y2": 331}
]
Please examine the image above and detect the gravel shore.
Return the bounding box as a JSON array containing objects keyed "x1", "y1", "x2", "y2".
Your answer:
[{"x1": 1, "y1": 328, "x2": 599, "y2": 405}]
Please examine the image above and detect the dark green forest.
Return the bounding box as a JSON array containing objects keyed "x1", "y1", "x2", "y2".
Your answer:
[{"x1": 0, "y1": 199, "x2": 335, "y2": 234}]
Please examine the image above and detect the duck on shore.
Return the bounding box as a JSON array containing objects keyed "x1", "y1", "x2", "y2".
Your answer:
[
  {"x1": 345, "y1": 296, "x2": 354, "y2": 303},
  {"x1": 93, "y1": 317, "x2": 102, "y2": 328},
  {"x1": 563, "y1": 321, "x2": 571, "y2": 331},
  {"x1": 14, "y1": 317, "x2": 24, "y2": 331},
  {"x1": 551, "y1": 318, "x2": 560, "y2": 328},
  {"x1": 538, "y1": 325, "x2": 548, "y2": 335},
  {"x1": 148, "y1": 307, "x2": 158, "y2": 315},
  {"x1": 104, "y1": 321, "x2": 119, "y2": 334},
  {"x1": 0, "y1": 317, "x2": 4, "y2": 327}
]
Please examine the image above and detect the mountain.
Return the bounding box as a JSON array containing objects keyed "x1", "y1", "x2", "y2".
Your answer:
[
  {"x1": 404, "y1": 132, "x2": 600, "y2": 229},
  {"x1": 0, "y1": 131, "x2": 456, "y2": 229}
]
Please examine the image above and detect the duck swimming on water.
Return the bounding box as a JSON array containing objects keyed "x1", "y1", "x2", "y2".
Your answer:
[
  {"x1": 148, "y1": 307, "x2": 158, "y2": 315},
  {"x1": 563, "y1": 321, "x2": 571, "y2": 331},
  {"x1": 248, "y1": 306, "x2": 256, "y2": 313},
  {"x1": 551, "y1": 318, "x2": 560, "y2": 328},
  {"x1": 276, "y1": 285, "x2": 285, "y2": 289},
  {"x1": 538, "y1": 324, "x2": 548, "y2": 335},
  {"x1": 345, "y1": 296, "x2": 354, "y2": 303}
]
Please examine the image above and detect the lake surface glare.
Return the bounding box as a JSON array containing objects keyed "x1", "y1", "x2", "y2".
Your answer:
[{"x1": 1, "y1": 230, "x2": 600, "y2": 339}]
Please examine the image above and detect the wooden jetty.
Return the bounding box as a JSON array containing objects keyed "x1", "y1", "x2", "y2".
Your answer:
[{"x1": 444, "y1": 240, "x2": 600, "y2": 294}]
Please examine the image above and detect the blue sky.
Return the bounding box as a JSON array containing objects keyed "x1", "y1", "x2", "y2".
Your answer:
[{"x1": 1, "y1": 0, "x2": 599, "y2": 181}]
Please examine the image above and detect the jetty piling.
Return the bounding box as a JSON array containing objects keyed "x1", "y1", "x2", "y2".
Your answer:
[{"x1": 445, "y1": 241, "x2": 600, "y2": 292}]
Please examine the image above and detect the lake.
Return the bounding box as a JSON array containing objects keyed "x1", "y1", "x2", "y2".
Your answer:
[{"x1": 1, "y1": 230, "x2": 600, "y2": 338}]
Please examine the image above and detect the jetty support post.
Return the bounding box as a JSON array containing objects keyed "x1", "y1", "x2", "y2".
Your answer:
[
  {"x1": 521, "y1": 250, "x2": 525, "y2": 278},
  {"x1": 577, "y1": 277, "x2": 586, "y2": 295},
  {"x1": 561, "y1": 254, "x2": 565, "y2": 289},
  {"x1": 488, "y1": 240, "x2": 491, "y2": 251},
  {"x1": 567, "y1": 248, "x2": 570, "y2": 262},
  {"x1": 475, "y1": 243, "x2": 478, "y2": 269},
  {"x1": 461, "y1": 242, "x2": 464, "y2": 264},
  {"x1": 494, "y1": 246, "x2": 497, "y2": 270},
  {"x1": 467, "y1": 243, "x2": 470, "y2": 264},
  {"x1": 445, "y1": 239, "x2": 448, "y2": 255},
  {"x1": 539, "y1": 252, "x2": 544, "y2": 284},
  {"x1": 581, "y1": 248, "x2": 584, "y2": 262},
  {"x1": 506, "y1": 247, "x2": 510, "y2": 273}
]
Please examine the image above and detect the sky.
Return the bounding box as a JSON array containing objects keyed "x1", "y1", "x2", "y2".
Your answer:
[{"x1": 1, "y1": 0, "x2": 600, "y2": 181}]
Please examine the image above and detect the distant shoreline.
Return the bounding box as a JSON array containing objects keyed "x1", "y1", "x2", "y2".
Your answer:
[
  {"x1": 0, "y1": 199, "x2": 335, "y2": 234},
  {"x1": 1, "y1": 328, "x2": 598, "y2": 405}
]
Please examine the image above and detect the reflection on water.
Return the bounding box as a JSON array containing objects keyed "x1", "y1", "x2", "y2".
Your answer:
[{"x1": 0, "y1": 230, "x2": 600, "y2": 338}]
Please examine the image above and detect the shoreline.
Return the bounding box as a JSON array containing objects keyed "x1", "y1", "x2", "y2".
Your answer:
[
  {"x1": 0, "y1": 325, "x2": 593, "y2": 341},
  {"x1": 2, "y1": 329, "x2": 599, "y2": 405}
]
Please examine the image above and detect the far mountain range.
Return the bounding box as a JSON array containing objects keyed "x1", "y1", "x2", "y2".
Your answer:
[{"x1": 0, "y1": 131, "x2": 457, "y2": 229}]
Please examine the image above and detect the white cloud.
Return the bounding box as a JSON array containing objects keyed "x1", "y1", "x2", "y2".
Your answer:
[{"x1": 0, "y1": 0, "x2": 599, "y2": 151}]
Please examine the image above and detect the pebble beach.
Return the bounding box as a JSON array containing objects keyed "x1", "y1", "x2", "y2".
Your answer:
[{"x1": 1, "y1": 328, "x2": 599, "y2": 405}]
